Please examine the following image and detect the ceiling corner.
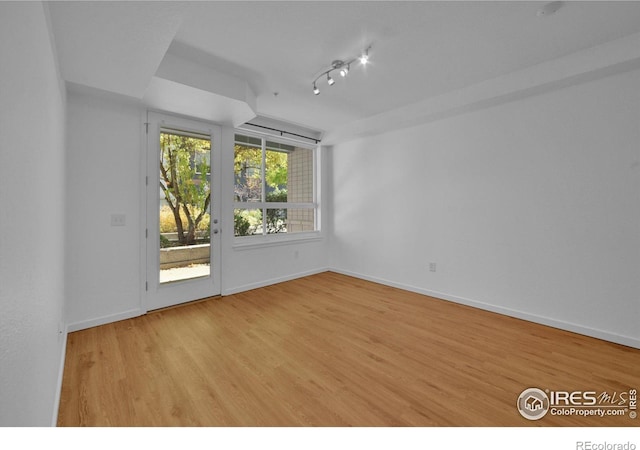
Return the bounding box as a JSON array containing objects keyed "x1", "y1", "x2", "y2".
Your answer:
[{"x1": 48, "y1": 1, "x2": 187, "y2": 99}]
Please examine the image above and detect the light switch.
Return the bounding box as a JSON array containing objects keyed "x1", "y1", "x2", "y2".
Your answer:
[{"x1": 110, "y1": 213, "x2": 126, "y2": 227}]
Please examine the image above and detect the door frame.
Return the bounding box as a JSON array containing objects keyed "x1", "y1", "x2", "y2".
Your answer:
[{"x1": 143, "y1": 111, "x2": 222, "y2": 311}]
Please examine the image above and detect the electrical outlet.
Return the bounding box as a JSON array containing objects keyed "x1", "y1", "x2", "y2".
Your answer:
[
  {"x1": 429, "y1": 262, "x2": 437, "y2": 272},
  {"x1": 110, "y1": 213, "x2": 126, "y2": 227}
]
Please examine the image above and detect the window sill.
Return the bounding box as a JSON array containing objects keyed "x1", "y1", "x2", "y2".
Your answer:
[{"x1": 232, "y1": 232, "x2": 323, "y2": 251}]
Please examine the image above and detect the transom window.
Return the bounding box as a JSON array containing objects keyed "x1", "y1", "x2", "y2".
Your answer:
[{"x1": 234, "y1": 133, "x2": 317, "y2": 237}]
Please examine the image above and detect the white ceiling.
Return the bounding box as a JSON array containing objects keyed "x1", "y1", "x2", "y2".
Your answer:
[
  {"x1": 49, "y1": 1, "x2": 185, "y2": 98},
  {"x1": 48, "y1": 1, "x2": 640, "y2": 140}
]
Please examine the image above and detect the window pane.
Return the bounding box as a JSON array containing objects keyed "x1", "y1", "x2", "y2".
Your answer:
[
  {"x1": 234, "y1": 208, "x2": 262, "y2": 236},
  {"x1": 235, "y1": 134, "x2": 262, "y2": 147},
  {"x1": 194, "y1": 150, "x2": 210, "y2": 175},
  {"x1": 287, "y1": 147, "x2": 314, "y2": 203},
  {"x1": 234, "y1": 141, "x2": 262, "y2": 202},
  {"x1": 263, "y1": 208, "x2": 315, "y2": 234},
  {"x1": 265, "y1": 146, "x2": 314, "y2": 204},
  {"x1": 266, "y1": 148, "x2": 288, "y2": 202},
  {"x1": 233, "y1": 133, "x2": 317, "y2": 238},
  {"x1": 159, "y1": 131, "x2": 211, "y2": 283},
  {"x1": 265, "y1": 208, "x2": 287, "y2": 233},
  {"x1": 286, "y1": 208, "x2": 315, "y2": 233}
]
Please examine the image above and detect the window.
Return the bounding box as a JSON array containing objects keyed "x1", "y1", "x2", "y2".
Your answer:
[{"x1": 234, "y1": 133, "x2": 317, "y2": 237}]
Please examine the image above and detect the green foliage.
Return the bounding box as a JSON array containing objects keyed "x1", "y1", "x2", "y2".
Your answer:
[
  {"x1": 234, "y1": 212, "x2": 252, "y2": 236},
  {"x1": 234, "y1": 144, "x2": 262, "y2": 202},
  {"x1": 234, "y1": 144, "x2": 288, "y2": 202},
  {"x1": 233, "y1": 209, "x2": 265, "y2": 236},
  {"x1": 233, "y1": 139, "x2": 290, "y2": 235},
  {"x1": 266, "y1": 191, "x2": 287, "y2": 233},
  {"x1": 265, "y1": 150, "x2": 288, "y2": 188},
  {"x1": 266, "y1": 190, "x2": 287, "y2": 203},
  {"x1": 160, "y1": 234, "x2": 171, "y2": 248},
  {"x1": 233, "y1": 144, "x2": 261, "y2": 175}
]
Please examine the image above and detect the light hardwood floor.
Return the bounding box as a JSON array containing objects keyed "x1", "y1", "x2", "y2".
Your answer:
[{"x1": 57, "y1": 272, "x2": 640, "y2": 426}]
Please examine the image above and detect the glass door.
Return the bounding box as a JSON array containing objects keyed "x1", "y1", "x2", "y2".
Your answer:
[{"x1": 145, "y1": 113, "x2": 221, "y2": 311}]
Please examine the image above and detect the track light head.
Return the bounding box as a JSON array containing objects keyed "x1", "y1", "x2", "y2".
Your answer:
[
  {"x1": 340, "y1": 64, "x2": 349, "y2": 77},
  {"x1": 359, "y1": 46, "x2": 371, "y2": 65},
  {"x1": 313, "y1": 83, "x2": 320, "y2": 95},
  {"x1": 327, "y1": 74, "x2": 335, "y2": 86}
]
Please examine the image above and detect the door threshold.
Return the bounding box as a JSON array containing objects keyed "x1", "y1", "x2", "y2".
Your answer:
[{"x1": 148, "y1": 294, "x2": 223, "y2": 314}]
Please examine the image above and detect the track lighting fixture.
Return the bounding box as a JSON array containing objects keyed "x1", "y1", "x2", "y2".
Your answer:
[{"x1": 312, "y1": 45, "x2": 371, "y2": 95}]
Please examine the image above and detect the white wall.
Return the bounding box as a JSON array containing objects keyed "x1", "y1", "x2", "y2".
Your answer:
[
  {"x1": 330, "y1": 68, "x2": 640, "y2": 348},
  {"x1": 0, "y1": 2, "x2": 67, "y2": 425},
  {"x1": 65, "y1": 88, "x2": 144, "y2": 329},
  {"x1": 65, "y1": 92, "x2": 329, "y2": 329}
]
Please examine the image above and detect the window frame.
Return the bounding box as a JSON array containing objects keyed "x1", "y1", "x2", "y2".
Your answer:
[{"x1": 232, "y1": 130, "x2": 320, "y2": 246}]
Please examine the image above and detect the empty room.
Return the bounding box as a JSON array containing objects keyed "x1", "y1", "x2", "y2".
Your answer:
[{"x1": 1, "y1": 0, "x2": 639, "y2": 443}]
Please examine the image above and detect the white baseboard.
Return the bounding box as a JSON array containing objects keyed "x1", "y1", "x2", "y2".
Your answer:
[
  {"x1": 62, "y1": 268, "x2": 640, "y2": 351},
  {"x1": 66, "y1": 308, "x2": 144, "y2": 333},
  {"x1": 66, "y1": 268, "x2": 331, "y2": 332},
  {"x1": 222, "y1": 267, "x2": 329, "y2": 296},
  {"x1": 330, "y1": 267, "x2": 640, "y2": 350},
  {"x1": 51, "y1": 323, "x2": 68, "y2": 427}
]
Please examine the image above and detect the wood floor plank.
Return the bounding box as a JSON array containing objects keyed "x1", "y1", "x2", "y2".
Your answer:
[{"x1": 57, "y1": 272, "x2": 640, "y2": 426}]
